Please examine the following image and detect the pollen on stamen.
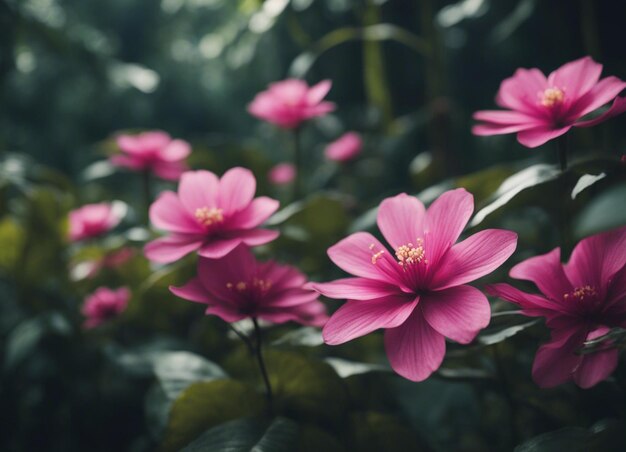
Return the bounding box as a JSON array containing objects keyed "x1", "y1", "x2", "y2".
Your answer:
[
  {"x1": 540, "y1": 87, "x2": 565, "y2": 108},
  {"x1": 195, "y1": 206, "x2": 224, "y2": 227},
  {"x1": 395, "y1": 239, "x2": 426, "y2": 269},
  {"x1": 369, "y1": 243, "x2": 386, "y2": 265},
  {"x1": 563, "y1": 285, "x2": 597, "y2": 301}
]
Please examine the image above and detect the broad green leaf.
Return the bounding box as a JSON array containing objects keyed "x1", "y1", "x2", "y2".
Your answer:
[
  {"x1": 573, "y1": 183, "x2": 626, "y2": 239},
  {"x1": 514, "y1": 419, "x2": 626, "y2": 451},
  {"x1": 272, "y1": 326, "x2": 324, "y2": 347}
]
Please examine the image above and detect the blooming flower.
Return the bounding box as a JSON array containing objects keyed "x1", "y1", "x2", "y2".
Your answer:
[
  {"x1": 144, "y1": 168, "x2": 279, "y2": 263},
  {"x1": 473, "y1": 56, "x2": 626, "y2": 148},
  {"x1": 268, "y1": 163, "x2": 296, "y2": 186},
  {"x1": 170, "y1": 245, "x2": 328, "y2": 326},
  {"x1": 487, "y1": 226, "x2": 626, "y2": 389},
  {"x1": 248, "y1": 79, "x2": 335, "y2": 129},
  {"x1": 82, "y1": 286, "x2": 131, "y2": 329},
  {"x1": 112, "y1": 130, "x2": 191, "y2": 180},
  {"x1": 310, "y1": 189, "x2": 517, "y2": 381},
  {"x1": 325, "y1": 132, "x2": 362, "y2": 162},
  {"x1": 68, "y1": 202, "x2": 125, "y2": 242}
]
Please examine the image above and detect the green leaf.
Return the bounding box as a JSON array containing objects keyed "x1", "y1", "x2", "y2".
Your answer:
[
  {"x1": 272, "y1": 327, "x2": 324, "y2": 347},
  {"x1": 324, "y1": 357, "x2": 389, "y2": 378},
  {"x1": 161, "y1": 380, "x2": 265, "y2": 452},
  {"x1": 570, "y1": 172, "x2": 606, "y2": 200},
  {"x1": 349, "y1": 411, "x2": 423, "y2": 452},
  {"x1": 477, "y1": 319, "x2": 541, "y2": 346},
  {"x1": 154, "y1": 351, "x2": 228, "y2": 399},
  {"x1": 574, "y1": 183, "x2": 626, "y2": 239},
  {"x1": 0, "y1": 217, "x2": 25, "y2": 271},
  {"x1": 181, "y1": 417, "x2": 299, "y2": 452}
]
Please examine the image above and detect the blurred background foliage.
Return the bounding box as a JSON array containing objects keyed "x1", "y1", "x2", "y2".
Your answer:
[{"x1": 1, "y1": 0, "x2": 626, "y2": 451}]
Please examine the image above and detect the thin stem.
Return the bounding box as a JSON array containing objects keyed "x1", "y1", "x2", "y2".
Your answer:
[
  {"x1": 252, "y1": 317, "x2": 274, "y2": 415},
  {"x1": 557, "y1": 134, "x2": 569, "y2": 172},
  {"x1": 141, "y1": 169, "x2": 152, "y2": 225},
  {"x1": 292, "y1": 127, "x2": 302, "y2": 202},
  {"x1": 229, "y1": 324, "x2": 255, "y2": 355}
]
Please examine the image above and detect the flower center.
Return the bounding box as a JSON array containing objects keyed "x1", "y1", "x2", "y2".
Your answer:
[
  {"x1": 540, "y1": 87, "x2": 565, "y2": 108},
  {"x1": 395, "y1": 239, "x2": 427, "y2": 269},
  {"x1": 563, "y1": 285, "x2": 598, "y2": 302},
  {"x1": 194, "y1": 207, "x2": 224, "y2": 227},
  {"x1": 226, "y1": 278, "x2": 272, "y2": 294}
]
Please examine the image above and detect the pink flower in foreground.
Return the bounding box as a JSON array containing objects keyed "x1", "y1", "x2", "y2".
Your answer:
[
  {"x1": 473, "y1": 56, "x2": 626, "y2": 148},
  {"x1": 144, "y1": 168, "x2": 279, "y2": 263},
  {"x1": 310, "y1": 189, "x2": 517, "y2": 381},
  {"x1": 325, "y1": 132, "x2": 362, "y2": 162},
  {"x1": 82, "y1": 286, "x2": 130, "y2": 329},
  {"x1": 248, "y1": 79, "x2": 335, "y2": 129},
  {"x1": 68, "y1": 202, "x2": 124, "y2": 242},
  {"x1": 112, "y1": 130, "x2": 190, "y2": 180},
  {"x1": 268, "y1": 163, "x2": 296, "y2": 186},
  {"x1": 487, "y1": 226, "x2": 626, "y2": 389},
  {"x1": 171, "y1": 245, "x2": 328, "y2": 326}
]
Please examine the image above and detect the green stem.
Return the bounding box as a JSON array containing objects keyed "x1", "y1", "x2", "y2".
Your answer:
[
  {"x1": 557, "y1": 135, "x2": 569, "y2": 172},
  {"x1": 252, "y1": 317, "x2": 274, "y2": 415},
  {"x1": 292, "y1": 127, "x2": 302, "y2": 202},
  {"x1": 229, "y1": 324, "x2": 255, "y2": 355}
]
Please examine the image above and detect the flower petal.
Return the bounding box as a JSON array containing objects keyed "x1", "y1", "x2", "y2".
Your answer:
[
  {"x1": 310, "y1": 278, "x2": 401, "y2": 301},
  {"x1": 573, "y1": 326, "x2": 619, "y2": 388},
  {"x1": 160, "y1": 139, "x2": 191, "y2": 161},
  {"x1": 229, "y1": 196, "x2": 279, "y2": 229},
  {"x1": 547, "y1": 56, "x2": 603, "y2": 100},
  {"x1": 424, "y1": 188, "x2": 474, "y2": 266},
  {"x1": 152, "y1": 161, "x2": 187, "y2": 180},
  {"x1": 516, "y1": 125, "x2": 572, "y2": 148},
  {"x1": 486, "y1": 283, "x2": 561, "y2": 313},
  {"x1": 430, "y1": 229, "x2": 517, "y2": 290},
  {"x1": 384, "y1": 309, "x2": 446, "y2": 382},
  {"x1": 144, "y1": 234, "x2": 203, "y2": 263},
  {"x1": 496, "y1": 68, "x2": 548, "y2": 113},
  {"x1": 307, "y1": 79, "x2": 332, "y2": 104},
  {"x1": 532, "y1": 328, "x2": 585, "y2": 388},
  {"x1": 510, "y1": 248, "x2": 573, "y2": 302},
  {"x1": 322, "y1": 295, "x2": 418, "y2": 345},
  {"x1": 169, "y1": 278, "x2": 211, "y2": 303},
  {"x1": 473, "y1": 110, "x2": 541, "y2": 125},
  {"x1": 205, "y1": 304, "x2": 246, "y2": 323},
  {"x1": 197, "y1": 237, "x2": 243, "y2": 259},
  {"x1": 150, "y1": 191, "x2": 203, "y2": 234},
  {"x1": 575, "y1": 96, "x2": 626, "y2": 127},
  {"x1": 377, "y1": 193, "x2": 426, "y2": 250},
  {"x1": 197, "y1": 245, "x2": 256, "y2": 299},
  {"x1": 238, "y1": 228, "x2": 280, "y2": 246},
  {"x1": 179, "y1": 170, "x2": 219, "y2": 212},
  {"x1": 218, "y1": 167, "x2": 257, "y2": 214},
  {"x1": 421, "y1": 285, "x2": 491, "y2": 344},
  {"x1": 569, "y1": 76, "x2": 626, "y2": 119}
]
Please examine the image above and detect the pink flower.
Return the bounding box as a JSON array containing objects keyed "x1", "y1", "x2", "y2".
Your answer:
[
  {"x1": 82, "y1": 286, "x2": 130, "y2": 329},
  {"x1": 68, "y1": 202, "x2": 124, "y2": 242},
  {"x1": 325, "y1": 132, "x2": 362, "y2": 162},
  {"x1": 112, "y1": 130, "x2": 191, "y2": 180},
  {"x1": 310, "y1": 189, "x2": 517, "y2": 381},
  {"x1": 268, "y1": 163, "x2": 296, "y2": 186},
  {"x1": 248, "y1": 79, "x2": 335, "y2": 129},
  {"x1": 144, "y1": 168, "x2": 279, "y2": 263},
  {"x1": 170, "y1": 245, "x2": 328, "y2": 326},
  {"x1": 487, "y1": 226, "x2": 626, "y2": 389},
  {"x1": 473, "y1": 56, "x2": 626, "y2": 148}
]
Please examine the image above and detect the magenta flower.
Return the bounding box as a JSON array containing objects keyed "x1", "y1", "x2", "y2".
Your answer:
[
  {"x1": 268, "y1": 163, "x2": 296, "y2": 186},
  {"x1": 473, "y1": 56, "x2": 626, "y2": 148},
  {"x1": 144, "y1": 168, "x2": 279, "y2": 264},
  {"x1": 325, "y1": 132, "x2": 362, "y2": 162},
  {"x1": 112, "y1": 130, "x2": 191, "y2": 180},
  {"x1": 310, "y1": 189, "x2": 517, "y2": 381},
  {"x1": 248, "y1": 79, "x2": 335, "y2": 129},
  {"x1": 82, "y1": 286, "x2": 131, "y2": 329},
  {"x1": 487, "y1": 226, "x2": 626, "y2": 389},
  {"x1": 171, "y1": 245, "x2": 328, "y2": 326},
  {"x1": 68, "y1": 202, "x2": 124, "y2": 242}
]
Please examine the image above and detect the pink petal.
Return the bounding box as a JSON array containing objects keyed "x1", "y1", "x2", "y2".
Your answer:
[
  {"x1": 306, "y1": 79, "x2": 332, "y2": 104},
  {"x1": 197, "y1": 245, "x2": 256, "y2": 298},
  {"x1": 205, "y1": 304, "x2": 246, "y2": 323},
  {"x1": 258, "y1": 261, "x2": 306, "y2": 291},
  {"x1": 265, "y1": 289, "x2": 319, "y2": 308},
  {"x1": 421, "y1": 285, "x2": 491, "y2": 344},
  {"x1": 472, "y1": 122, "x2": 543, "y2": 136},
  {"x1": 486, "y1": 283, "x2": 561, "y2": 313},
  {"x1": 159, "y1": 139, "x2": 191, "y2": 161},
  {"x1": 384, "y1": 309, "x2": 446, "y2": 382},
  {"x1": 327, "y1": 232, "x2": 403, "y2": 285},
  {"x1": 473, "y1": 110, "x2": 541, "y2": 125},
  {"x1": 575, "y1": 95, "x2": 626, "y2": 127},
  {"x1": 510, "y1": 248, "x2": 573, "y2": 302},
  {"x1": 179, "y1": 170, "x2": 219, "y2": 212},
  {"x1": 110, "y1": 154, "x2": 145, "y2": 170},
  {"x1": 532, "y1": 328, "x2": 585, "y2": 388},
  {"x1": 229, "y1": 196, "x2": 279, "y2": 229},
  {"x1": 238, "y1": 228, "x2": 280, "y2": 246},
  {"x1": 310, "y1": 278, "x2": 401, "y2": 301},
  {"x1": 305, "y1": 101, "x2": 336, "y2": 118},
  {"x1": 606, "y1": 264, "x2": 626, "y2": 309},
  {"x1": 218, "y1": 167, "x2": 257, "y2": 214},
  {"x1": 516, "y1": 125, "x2": 572, "y2": 148},
  {"x1": 430, "y1": 229, "x2": 517, "y2": 290},
  {"x1": 197, "y1": 237, "x2": 243, "y2": 259},
  {"x1": 569, "y1": 76, "x2": 626, "y2": 119},
  {"x1": 152, "y1": 161, "x2": 187, "y2": 180},
  {"x1": 564, "y1": 225, "x2": 626, "y2": 294},
  {"x1": 547, "y1": 56, "x2": 603, "y2": 100},
  {"x1": 169, "y1": 278, "x2": 211, "y2": 303},
  {"x1": 496, "y1": 68, "x2": 548, "y2": 113},
  {"x1": 573, "y1": 326, "x2": 619, "y2": 388},
  {"x1": 144, "y1": 234, "x2": 203, "y2": 263},
  {"x1": 424, "y1": 188, "x2": 474, "y2": 266},
  {"x1": 322, "y1": 295, "x2": 418, "y2": 345},
  {"x1": 150, "y1": 191, "x2": 203, "y2": 234},
  {"x1": 377, "y1": 193, "x2": 426, "y2": 250}
]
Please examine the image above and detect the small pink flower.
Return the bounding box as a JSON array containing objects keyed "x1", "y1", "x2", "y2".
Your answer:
[
  {"x1": 68, "y1": 202, "x2": 124, "y2": 242},
  {"x1": 144, "y1": 168, "x2": 280, "y2": 264},
  {"x1": 268, "y1": 163, "x2": 296, "y2": 186},
  {"x1": 248, "y1": 79, "x2": 335, "y2": 129},
  {"x1": 325, "y1": 132, "x2": 362, "y2": 162},
  {"x1": 310, "y1": 189, "x2": 517, "y2": 381},
  {"x1": 171, "y1": 245, "x2": 328, "y2": 326},
  {"x1": 112, "y1": 130, "x2": 191, "y2": 180},
  {"x1": 487, "y1": 226, "x2": 626, "y2": 389},
  {"x1": 473, "y1": 56, "x2": 626, "y2": 148},
  {"x1": 82, "y1": 286, "x2": 130, "y2": 329}
]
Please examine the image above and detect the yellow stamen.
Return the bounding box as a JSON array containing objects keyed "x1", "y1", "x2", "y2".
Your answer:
[
  {"x1": 395, "y1": 239, "x2": 426, "y2": 269},
  {"x1": 194, "y1": 207, "x2": 224, "y2": 227},
  {"x1": 540, "y1": 87, "x2": 565, "y2": 107},
  {"x1": 563, "y1": 285, "x2": 597, "y2": 301}
]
